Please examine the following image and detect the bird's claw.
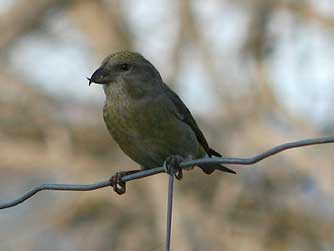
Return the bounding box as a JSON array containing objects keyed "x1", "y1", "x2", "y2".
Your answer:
[
  {"x1": 109, "y1": 172, "x2": 127, "y2": 195},
  {"x1": 175, "y1": 169, "x2": 183, "y2": 180},
  {"x1": 109, "y1": 170, "x2": 141, "y2": 195},
  {"x1": 164, "y1": 155, "x2": 184, "y2": 180}
]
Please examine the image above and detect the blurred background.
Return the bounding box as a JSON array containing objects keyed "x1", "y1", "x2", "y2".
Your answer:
[{"x1": 0, "y1": 0, "x2": 333, "y2": 250}]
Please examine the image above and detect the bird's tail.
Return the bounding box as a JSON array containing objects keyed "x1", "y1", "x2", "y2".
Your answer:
[
  {"x1": 199, "y1": 163, "x2": 236, "y2": 174},
  {"x1": 199, "y1": 148, "x2": 236, "y2": 175}
]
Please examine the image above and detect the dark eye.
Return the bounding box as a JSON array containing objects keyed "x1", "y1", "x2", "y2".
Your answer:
[{"x1": 120, "y1": 63, "x2": 130, "y2": 71}]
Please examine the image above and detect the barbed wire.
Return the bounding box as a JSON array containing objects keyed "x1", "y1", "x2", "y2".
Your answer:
[{"x1": 0, "y1": 136, "x2": 333, "y2": 210}]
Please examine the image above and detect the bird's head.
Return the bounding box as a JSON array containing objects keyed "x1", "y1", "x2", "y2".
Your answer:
[{"x1": 88, "y1": 51, "x2": 162, "y2": 96}]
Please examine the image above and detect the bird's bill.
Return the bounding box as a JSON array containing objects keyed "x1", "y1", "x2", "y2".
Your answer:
[{"x1": 87, "y1": 66, "x2": 110, "y2": 86}]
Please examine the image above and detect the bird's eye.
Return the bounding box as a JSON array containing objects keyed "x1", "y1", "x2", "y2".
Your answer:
[{"x1": 120, "y1": 63, "x2": 130, "y2": 71}]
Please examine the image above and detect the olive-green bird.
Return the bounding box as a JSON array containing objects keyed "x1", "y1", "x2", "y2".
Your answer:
[{"x1": 88, "y1": 51, "x2": 235, "y2": 194}]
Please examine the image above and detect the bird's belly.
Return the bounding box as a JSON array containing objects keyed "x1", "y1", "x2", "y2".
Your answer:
[{"x1": 103, "y1": 101, "x2": 201, "y2": 169}]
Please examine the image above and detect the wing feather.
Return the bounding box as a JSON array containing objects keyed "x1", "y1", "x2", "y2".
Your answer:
[{"x1": 161, "y1": 83, "x2": 219, "y2": 157}]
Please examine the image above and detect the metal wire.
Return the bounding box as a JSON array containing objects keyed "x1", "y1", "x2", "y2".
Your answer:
[
  {"x1": 0, "y1": 136, "x2": 333, "y2": 210},
  {"x1": 165, "y1": 171, "x2": 175, "y2": 251}
]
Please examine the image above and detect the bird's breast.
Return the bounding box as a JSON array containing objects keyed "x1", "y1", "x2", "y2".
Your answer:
[
  {"x1": 103, "y1": 95, "x2": 201, "y2": 167},
  {"x1": 103, "y1": 96, "x2": 166, "y2": 138}
]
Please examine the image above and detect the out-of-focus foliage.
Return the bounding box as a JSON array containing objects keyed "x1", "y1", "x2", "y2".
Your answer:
[{"x1": 0, "y1": 0, "x2": 333, "y2": 250}]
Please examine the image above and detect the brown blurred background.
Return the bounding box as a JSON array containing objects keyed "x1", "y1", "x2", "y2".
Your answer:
[{"x1": 0, "y1": 0, "x2": 333, "y2": 250}]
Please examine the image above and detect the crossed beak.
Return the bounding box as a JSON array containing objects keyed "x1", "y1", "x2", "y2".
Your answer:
[{"x1": 87, "y1": 66, "x2": 110, "y2": 86}]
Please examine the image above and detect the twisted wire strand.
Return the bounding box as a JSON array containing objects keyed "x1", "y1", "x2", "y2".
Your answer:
[{"x1": 0, "y1": 136, "x2": 333, "y2": 210}]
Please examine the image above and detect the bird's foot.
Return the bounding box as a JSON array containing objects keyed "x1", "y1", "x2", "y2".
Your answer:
[
  {"x1": 164, "y1": 155, "x2": 184, "y2": 180},
  {"x1": 109, "y1": 170, "x2": 140, "y2": 195}
]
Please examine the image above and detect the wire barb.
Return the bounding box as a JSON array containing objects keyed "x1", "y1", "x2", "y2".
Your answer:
[{"x1": 0, "y1": 136, "x2": 333, "y2": 210}]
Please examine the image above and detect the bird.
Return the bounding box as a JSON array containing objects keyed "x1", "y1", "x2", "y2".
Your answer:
[{"x1": 88, "y1": 51, "x2": 235, "y2": 194}]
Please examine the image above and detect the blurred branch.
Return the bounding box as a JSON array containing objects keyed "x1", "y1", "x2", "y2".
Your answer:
[
  {"x1": 67, "y1": 0, "x2": 133, "y2": 58},
  {"x1": 238, "y1": 0, "x2": 334, "y2": 118},
  {"x1": 165, "y1": 1, "x2": 188, "y2": 86},
  {"x1": 0, "y1": 0, "x2": 133, "y2": 55},
  {"x1": 1, "y1": 136, "x2": 333, "y2": 210},
  {"x1": 277, "y1": 2, "x2": 334, "y2": 29},
  {"x1": 0, "y1": 0, "x2": 63, "y2": 50}
]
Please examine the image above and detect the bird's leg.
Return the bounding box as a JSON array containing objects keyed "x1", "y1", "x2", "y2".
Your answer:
[
  {"x1": 164, "y1": 155, "x2": 184, "y2": 180},
  {"x1": 109, "y1": 170, "x2": 141, "y2": 195}
]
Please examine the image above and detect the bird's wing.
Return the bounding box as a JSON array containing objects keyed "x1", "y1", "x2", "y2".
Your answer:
[{"x1": 162, "y1": 83, "x2": 221, "y2": 157}]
